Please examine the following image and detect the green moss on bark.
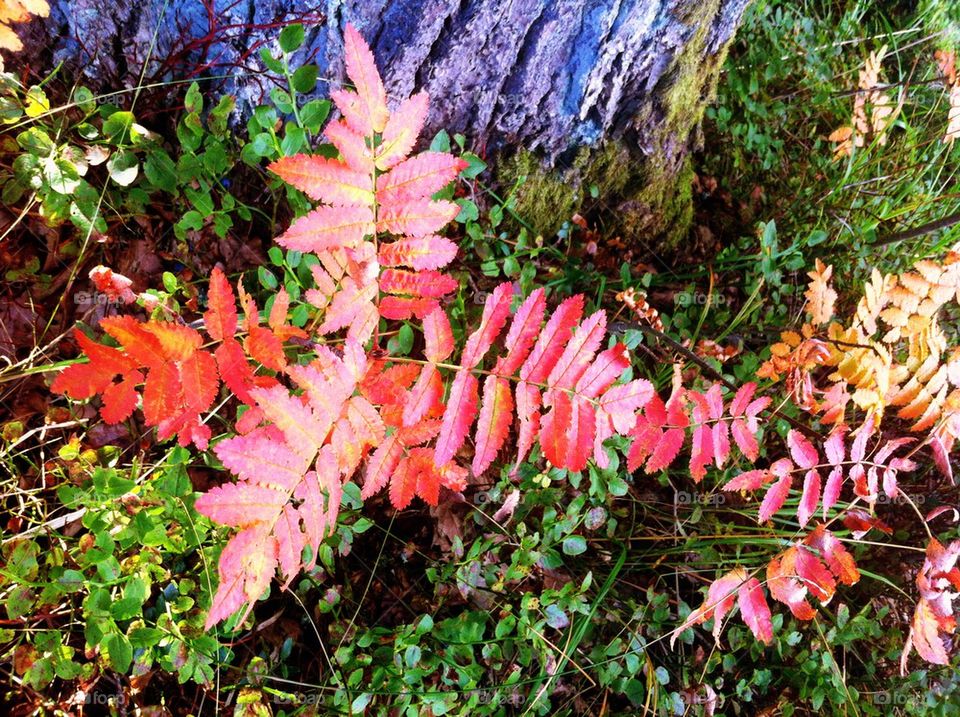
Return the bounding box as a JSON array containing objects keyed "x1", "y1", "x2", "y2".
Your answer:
[{"x1": 495, "y1": 0, "x2": 735, "y2": 251}]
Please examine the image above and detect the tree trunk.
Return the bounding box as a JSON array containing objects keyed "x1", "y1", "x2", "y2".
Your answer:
[{"x1": 25, "y1": 0, "x2": 748, "y2": 248}]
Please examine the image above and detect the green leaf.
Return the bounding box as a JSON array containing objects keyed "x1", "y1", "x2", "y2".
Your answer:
[
  {"x1": 250, "y1": 132, "x2": 275, "y2": 157},
  {"x1": 176, "y1": 112, "x2": 203, "y2": 152},
  {"x1": 271, "y1": 88, "x2": 294, "y2": 115},
  {"x1": 460, "y1": 152, "x2": 487, "y2": 179},
  {"x1": 562, "y1": 536, "x2": 587, "y2": 556},
  {"x1": 106, "y1": 150, "x2": 139, "y2": 187},
  {"x1": 281, "y1": 123, "x2": 306, "y2": 155},
  {"x1": 185, "y1": 185, "x2": 215, "y2": 216},
  {"x1": 0, "y1": 95, "x2": 22, "y2": 123},
  {"x1": 299, "y1": 99, "x2": 330, "y2": 134},
  {"x1": 291, "y1": 65, "x2": 319, "y2": 94},
  {"x1": 144, "y1": 149, "x2": 177, "y2": 193},
  {"x1": 102, "y1": 111, "x2": 136, "y2": 144},
  {"x1": 259, "y1": 47, "x2": 285, "y2": 74},
  {"x1": 102, "y1": 632, "x2": 133, "y2": 673},
  {"x1": 74, "y1": 86, "x2": 96, "y2": 114},
  {"x1": 208, "y1": 94, "x2": 235, "y2": 135},
  {"x1": 23, "y1": 86, "x2": 50, "y2": 118},
  {"x1": 16, "y1": 127, "x2": 54, "y2": 156},
  {"x1": 184, "y1": 82, "x2": 203, "y2": 114},
  {"x1": 279, "y1": 23, "x2": 305, "y2": 53},
  {"x1": 430, "y1": 129, "x2": 451, "y2": 153},
  {"x1": 455, "y1": 198, "x2": 479, "y2": 223},
  {"x1": 258, "y1": 266, "x2": 278, "y2": 290}
]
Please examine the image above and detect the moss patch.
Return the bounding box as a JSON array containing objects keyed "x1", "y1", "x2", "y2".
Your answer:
[{"x1": 495, "y1": 0, "x2": 737, "y2": 252}]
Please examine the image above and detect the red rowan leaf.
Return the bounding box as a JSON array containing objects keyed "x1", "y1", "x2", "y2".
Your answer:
[
  {"x1": 325, "y1": 118, "x2": 373, "y2": 172},
  {"x1": 472, "y1": 375, "x2": 513, "y2": 476},
  {"x1": 767, "y1": 549, "x2": 817, "y2": 620},
  {"x1": 377, "y1": 152, "x2": 466, "y2": 205},
  {"x1": 738, "y1": 577, "x2": 773, "y2": 645},
  {"x1": 575, "y1": 345, "x2": 629, "y2": 398},
  {"x1": 377, "y1": 199, "x2": 459, "y2": 237},
  {"x1": 597, "y1": 379, "x2": 654, "y2": 433},
  {"x1": 215, "y1": 338, "x2": 256, "y2": 403},
  {"x1": 758, "y1": 470, "x2": 793, "y2": 523},
  {"x1": 495, "y1": 288, "x2": 547, "y2": 376},
  {"x1": 375, "y1": 92, "x2": 428, "y2": 170},
  {"x1": 540, "y1": 390, "x2": 572, "y2": 469},
  {"x1": 824, "y1": 426, "x2": 846, "y2": 465},
  {"x1": 689, "y1": 424, "x2": 714, "y2": 482},
  {"x1": 379, "y1": 268, "x2": 458, "y2": 298},
  {"x1": 179, "y1": 350, "x2": 219, "y2": 415},
  {"x1": 403, "y1": 364, "x2": 443, "y2": 427},
  {"x1": 345, "y1": 395, "x2": 386, "y2": 446},
  {"x1": 268, "y1": 155, "x2": 373, "y2": 206},
  {"x1": 822, "y1": 465, "x2": 844, "y2": 518},
  {"x1": 203, "y1": 526, "x2": 276, "y2": 630},
  {"x1": 142, "y1": 362, "x2": 181, "y2": 426},
  {"x1": 268, "y1": 288, "x2": 290, "y2": 333},
  {"x1": 795, "y1": 545, "x2": 836, "y2": 602},
  {"x1": 296, "y1": 448, "x2": 342, "y2": 568},
  {"x1": 250, "y1": 385, "x2": 331, "y2": 460},
  {"x1": 245, "y1": 326, "x2": 287, "y2": 372},
  {"x1": 805, "y1": 525, "x2": 860, "y2": 585},
  {"x1": 563, "y1": 395, "x2": 596, "y2": 472},
  {"x1": 100, "y1": 372, "x2": 142, "y2": 423},
  {"x1": 458, "y1": 283, "x2": 512, "y2": 369},
  {"x1": 214, "y1": 432, "x2": 310, "y2": 489},
  {"x1": 547, "y1": 311, "x2": 606, "y2": 390},
  {"x1": 788, "y1": 429, "x2": 819, "y2": 469},
  {"x1": 140, "y1": 322, "x2": 202, "y2": 362},
  {"x1": 722, "y1": 468, "x2": 773, "y2": 491},
  {"x1": 908, "y1": 599, "x2": 951, "y2": 667},
  {"x1": 514, "y1": 382, "x2": 542, "y2": 470},
  {"x1": 99, "y1": 316, "x2": 166, "y2": 369},
  {"x1": 318, "y1": 283, "x2": 379, "y2": 343},
  {"x1": 731, "y1": 418, "x2": 760, "y2": 462},
  {"x1": 797, "y1": 469, "x2": 821, "y2": 528},
  {"x1": 434, "y1": 370, "x2": 479, "y2": 465},
  {"x1": 237, "y1": 281, "x2": 259, "y2": 330},
  {"x1": 389, "y1": 453, "x2": 420, "y2": 509},
  {"x1": 274, "y1": 504, "x2": 306, "y2": 585},
  {"x1": 626, "y1": 395, "x2": 665, "y2": 471},
  {"x1": 378, "y1": 296, "x2": 440, "y2": 320},
  {"x1": 204, "y1": 267, "x2": 237, "y2": 342},
  {"x1": 688, "y1": 392, "x2": 714, "y2": 482},
  {"x1": 275, "y1": 205, "x2": 375, "y2": 253},
  {"x1": 378, "y1": 235, "x2": 458, "y2": 271},
  {"x1": 520, "y1": 295, "x2": 584, "y2": 383},
  {"x1": 195, "y1": 482, "x2": 286, "y2": 527},
  {"x1": 341, "y1": 23, "x2": 389, "y2": 135},
  {"x1": 398, "y1": 419, "x2": 442, "y2": 446},
  {"x1": 176, "y1": 417, "x2": 212, "y2": 451},
  {"x1": 671, "y1": 567, "x2": 746, "y2": 647},
  {"x1": 645, "y1": 428, "x2": 686, "y2": 474},
  {"x1": 361, "y1": 361, "x2": 420, "y2": 408},
  {"x1": 52, "y1": 328, "x2": 139, "y2": 399},
  {"x1": 729, "y1": 382, "x2": 758, "y2": 416},
  {"x1": 423, "y1": 308, "x2": 454, "y2": 363},
  {"x1": 362, "y1": 433, "x2": 404, "y2": 499}
]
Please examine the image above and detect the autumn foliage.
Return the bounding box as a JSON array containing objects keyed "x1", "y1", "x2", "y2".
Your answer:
[{"x1": 51, "y1": 23, "x2": 960, "y2": 669}]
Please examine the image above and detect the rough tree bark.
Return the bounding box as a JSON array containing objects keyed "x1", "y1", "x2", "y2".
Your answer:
[{"x1": 24, "y1": 0, "x2": 749, "y2": 248}]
